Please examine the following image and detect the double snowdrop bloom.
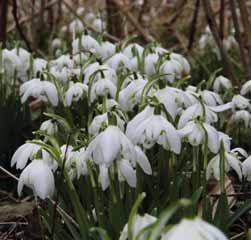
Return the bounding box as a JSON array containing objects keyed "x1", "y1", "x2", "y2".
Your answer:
[
  {"x1": 40, "y1": 119, "x2": 58, "y2": 135},
  {"x1": 33, "y1": 58, "x2": 47, "y2": 76},
  {"x1": 89, "y1": 112, "x2": 125, "y2": 137},
  {"x1": 160, "y1": 58, "x2": 183, "y2": 84},
  {"x1": 218, "y1": 131, "x2": 232, "y2": 152},
  {"x1": 178, "y1": 120, "x2": 219, "y2": 153},
  {"x1": 51, "y1": 54, "x2": 73, "y2": 71},
  {"x1": 51, "y1": 38, "x2": 62, "y2": 51},
  {"x1": 231, "y1": 95, "x2": 251, "y2": 111},
  {"x1": 85, "y1": 126, "x2": 152, "y2": 189},
  {"x1": 106, "y1": 53, "x2": 132, "y2": 71},
  {"x1": 20, "y1": 78, "x2": 59, "y2": 106},
  {"x1": 126, "y1": 106, "x2": 181, "y2": 154},
  {"x1": 65, "y1": 82, "x2": 88, "y2": 106},
  {"x1": 206, "y1": 150, "x2": 242, "y2": 181},
  {"x1": 161, "y1": 217, "x2": 228, "y2": 240},
  {"x1": 11, "y1": 143, "x2": 41, "y2": 169},
  {"x1": 200, "y1": 90, "x2": 223, "y2": 106},
  {"x1": 18, "y1": 160, "x2": 55, "y2": 199},
  {"x1": 72, "y1": 35, "x2": 99, "y2": 54},
  {"x1": 242, "y1": 156, "x2": 251, "y2": 181},
  {"x1": 92, "y1": 18, "x2": 106, "y2": 32},
  {"x1": 119, "y1": 213, "x2": 157, "y2": 240},
  {"x1": 69, "y1": 19, "x2": 85, "y2": 34},
  {"x1": 213, "y1": 75, "x2": 232, "y2": 93},
  {"x1": 170, "y1": 53, "x2": 190, "y2": 75}
]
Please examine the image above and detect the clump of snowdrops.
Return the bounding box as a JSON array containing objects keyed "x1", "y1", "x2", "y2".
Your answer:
[{"x1": 3, "y1": 29, "x2": 251, "y2": 239}]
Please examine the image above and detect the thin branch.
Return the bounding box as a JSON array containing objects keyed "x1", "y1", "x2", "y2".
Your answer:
[
  {"x1": 12, "y1": 0, "x2": 32, "y2": 51},
  {"x1": 187, "y1": 0, "x2": 200, "y2": 50},
  {"x1": 219, "y1": 0, "x2": 225, "y2": 40},
  {"x1": 62, "y1": 0, "x2": 119, "y2": 42},
  {"x1": 229, "y1": 0, "x2": 251, "y2": 79},
  {"x1": 112, "y1": 0, "x2": 155, "y2": 42}
]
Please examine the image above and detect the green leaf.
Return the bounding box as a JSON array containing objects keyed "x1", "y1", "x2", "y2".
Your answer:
[{"x1": 90, "y1": 227, "x2": 111, "y2": 240}]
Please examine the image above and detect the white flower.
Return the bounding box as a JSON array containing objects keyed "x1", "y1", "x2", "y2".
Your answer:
[
  {"x1": 178, "y1": 103, "x2": 218, "y2": 129},
  {"x1": 241, "y1": 80, "x2": 251, "y2": 96},
  {"x1": 106, "y1": 53, "x2": 132, "y2": 71},
  {"x1": 119, "y1": 78, "x2": 148, "y2": 111},
  {"x1": 126, "y1": 107, "x2": 181, "y2": 153},
  {"x1": 40, "y1": 120, "x2": 58, "y2": 135},
  {"x1": 231, "y1": 110, "x2": 251, "y2": 128},
  {"x1": 33, "y1": 58, "x2": 47, "y2": 76},
  {"x1": 89, "y1": 112, "x2": 125, "y2": 137},
  {"x1": 42, "y1": 150, "x2": 58, "y2": 172},
  {"x1": 144, "y1": 53, "x2": 159, "y2": 76},
  {"x1": 161, "y1": 217, "x2": 228, "y2": 240},
  {"x1": 160, "y1": 59, "x2": 183, "y2": 83},
  {"x1": 97, "y1": 41, "x2": 116, "y2": 60},
  {"x1": 178, "y1": 121, "x2": 219, "y2": 153},
  {"x1": 69, "y1": 19, "x2": 85, "y2": 33},
  {"x1": 170, "y1": 53, "x2": 190, "y2": 75},
  {"x1": 50, "y1": 66, "x2": 69, "y2": 84},
  {"x1": 81, "y1": 35, "x2": 99, "y2": 53},
  {"x1": 92, "y1": 18, "x2": 106, "y2": 32},
  {"x1": 11, "y1": 143, "x2": 40, "y2": 169},
  {"x1": 201, "y1": 90, "x2": 223, "y2": 106},
  {"x1": 51, "y1": 54, "x2": 73, "y2": 70},
  {"x1": 206, "y1": 151, "x2": 242, "y2": 181},
  {"x1": 218, "y1": 131, "x2": 232, "y2": 152},
  {"x1": 18, "y1": 160, "x2": 55, "y2": 199},
  {"x1": 65, "y1": 82, "x2": 88, "y2": 106},
  {"x1": 213, "y1": 75, "x2": 232, "y2": 93},
  {"x1": 231, "y1": 148, "x2": 248, "y2": 159},
  {"x1": 2, "y1": 49, "x2": 20, "y2": 77},
  {"x1": 85, "y1": 126, "x2": 152, "y2": 187},
  {"x1": 20, "y1": 78, "x2": 59, "y2": 106},
  {"x1": 119, "y1": 214, "x2": 157, "y2": 240},
  {"x1": 123, "y1": 43, "x2": 144, "y2": 59},
  {"x1": 73, "y1": 53, "x2": 89, "y2": 65},
  {"x1": 232, "y1": 95, "x2": 251, "y2": 111},
  {"x1": 85, "y1": 12, "x2": 96, "y2": 23},
  {"x1": 51, "y1": 38, "x2": 62, "y2": 50},
  {"x1": 90, "y1": 78, "x2": 117, "y2": 103},
  {"x1": 242, "y1": 156, "x2": 251, "y2": 181}
]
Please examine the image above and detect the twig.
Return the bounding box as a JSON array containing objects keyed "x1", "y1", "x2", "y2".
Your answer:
[
  {"x1": 12, "y1": 0, "x2": 32, "y2": 51},
  {"x1": 62, "y1": 0, "x2": 119, "y2": 42},
  {"x1": 8, "y1": 0, "x2": 59, "y2": 32},
  {"x1": 166, "y1": 0, "x2": 188, "y2": 25},
  {"x1": 229, "y1": 0, "x2": 251, "y2": 80},
  {"x1": 0, "y1": 166, "x2": 19, "y2": 181},
  {"x1": 187, "y1": 0, "x2": 200, "y2": 50},
  {"x1": 111, "y1": 0, "x2": 155, "y2": 42},
  {"x1": 201, "y1": 0, "x2": 237, "y2": 86}
]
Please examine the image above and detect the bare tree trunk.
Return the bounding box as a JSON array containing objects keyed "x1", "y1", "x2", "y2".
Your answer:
[
  {"x1": 106, "y1": 0, "x2": 124, "y2": 39},
  {"x1": 0, "y1": 0, "x2": 8, "y2": 46}
]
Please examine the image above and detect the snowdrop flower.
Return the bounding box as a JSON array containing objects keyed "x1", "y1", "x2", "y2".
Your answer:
[
  {"x1": 223, "y1": 36, "x2": 238, "y2": 51},
  {"x1": 18, "y1": 160, "x2": 55, "y2": 199},
  {"x1": 231, "y1": 110, "x2": 251, "y2": 128},
  {"x1": 213, "y1": 75, "x2": 232, "y2": 93},
  {"x1": 161, "y1": 217, "x2": 228, "y2": 240},
  {"x1": 76, "y1": 6, "x2": 85, "y2": 15},
  {"x1": 241, "y1": 80, "x2": 251, "y2": 96},
  {"x1": 69, "y1": 19, "x2": 85, "y2": 33},
  {"x1": 85, "y1": 126, "x2": 152, "y2": 188},
  {"x1": 42, "y1": 150, "x2": 58, "y2": 172},
  {"x1": 177, "y1": 103, "x2": 218, "y2": 129},
  {"x1": 231, "y1": 147, "x2": 248, "y2": 159},
  {"x1": 154, "y1": 46, "x2": 168, "y2": 55},
  {"x1": 97, "y1": 41, "x2": 116, "y2": 60},
  {"x1": 119, "y1": 78, "x2": 148, "y2": 111},
  {"x1": 170, "y1": 53, "x2": 190, "y2": 75},
  {"x1": 11, "y1": 143, "x2": 41, "y2": 169},
  {"x1": 51, "y1": 38, "x2": 62, "y2": 51},
  {"x1": 144, "y1": 53, "x2": 159, "y2": 76},
  {"x1": 92, "y1": 18, "x2": 106, "y2": 32},
  {"x1": 106, "y1": 53, "x2": 132, "y2": 71},
  {"x1": 90, "y1": 78, "x2": 117, "y2": 103},
  {"x1": 201, "y1": 90, "x2": 223, "y2": 106},
  {"x1": 2, "y1": 49, "x2": 20, "y2": 77},
  {"x1": 73, "y1": 53, "x2": 89, "y2": 65},
  {"x1": 242, "y1": 156, "x2": 251, "y2": 181},
  {"x1": 206, "y1": 151, "x2": 242, "y2": 180},
  {"x1": 65, "y1": 82, "x2": 88, "y2": 106},
  {"x1": 40, "y1": 120, "x2": 58, "y2": 135},
  {"x1": 33, "y1": 58, "x2": 47, "y2": 76},
  {"x1": 178, "y1": 121, "x2": 219, "y2": 153},
  {"x1": 83, "y1": 63, "x2": 117, "y2": 84},
  {"x1": 81, "y1": 35, "x2": 99, "y2": 54},
  {"x1": 126, "y1": 107, "x2": 181, "y2": 153},
  {"x1": 123, "y1": 43, "x2": 144, "y2": 59},
  {"x1": 51, "y1": 54, "x2": 73, "y2": 70},
  {"x1": 160, "y1": 59, "x2": 183, "y2": 84},
  {"x1": 50, "y1": 66, "x2": 69, "y2": 84},
  {"x1": 20, "y1": 78, "x2": 59, "y2": 106},
  {"x1": 119, "y1": 214, "x2": 157, "y2": 240},
  {"x1": 85, "y1": 12, "x2": 96, "y2": 23},
  {"x1": 89, "y1": 112, "x2": 125, "y2": 137},
  {"x1": 154, "y1": 88, "x2": 180, "y2": 120},
  {"x1": 231, "y1": 95, "x2": 251, "y2": 111},
  {"x1": 218, "y1": 131, "x2": 232, "y2": 152}
]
